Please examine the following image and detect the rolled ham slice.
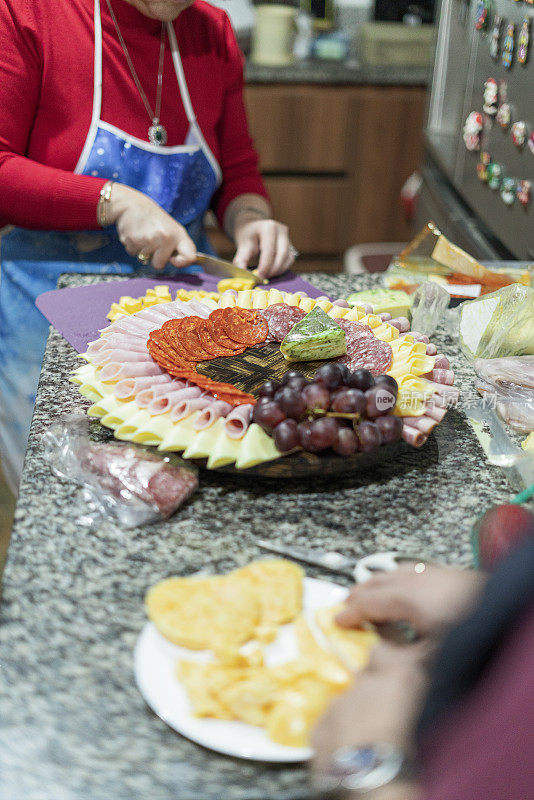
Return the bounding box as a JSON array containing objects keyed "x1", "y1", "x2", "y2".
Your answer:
[
  {"x1": 146, "y1": 386, "x2": 203, "y2": 415},
  {"x1": 113, "y1": 374, "x2": 173, "y2": 400},
  {"x1": 424, "y1": 404, "x2": 448, "y2": 423},
  {"x1": 91, "y1": 348, "x2": 151, "y2": 367},
  {"x1": 388, "y1": 316, "x2": 411, "y2": 333},
  {"x1": 433, "y1": 355, "x2": 450, "y2": 371},
  {"x1": 402, "y1": 424, "x2": 427, "y2": 447},
  {"x1": 425, "y1": 343, "x2": 438, "y2": 356},
  {"x1": 378, "y1": 312, "x2": 392, "y2": 321},
  {"x1": 90, "y1": 332, "x2": 150, "y2": 353},
  {"x1": 101, "y1": 317, "x2": 155, "y2": 336},
  {"x1": 185, "y1": 299, "x2": 211, "y2": 318},
  {"x1": 193, "y1": 400, "x2": 233, "y2": 430},
  {"x1": 100, "y1": 361, "x2": 164, "y2": 382},
  {"x1": 424, "y1": 368, "x2": 455, "y2": 385},
  {"x1": 401, "y1": 415, "x2": 438, "y2": 435},
  {"x1": 424, "y1": 382, "x2": 460, "y2": 404},
  {"x1": 224, "y1": 404, "x2": 254, "y2": 439},
  {"x1": 402, "y1": 330, "x2": 430, "y2": 344},
  {"x1": 170, "y1": 396, "x2": 214, "y2": 422},
  {"x1": 136, "y1": 381, "x2": 190, "y2": 408}
]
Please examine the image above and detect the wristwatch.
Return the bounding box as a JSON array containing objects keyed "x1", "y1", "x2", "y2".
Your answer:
[{"x1": 313, "y1": 743, "x2": 416, "y2": 797}]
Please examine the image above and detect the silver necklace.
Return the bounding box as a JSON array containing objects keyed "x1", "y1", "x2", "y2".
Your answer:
[{"x1": 105, "y1": 0, "x2": 168, "y2": 145}]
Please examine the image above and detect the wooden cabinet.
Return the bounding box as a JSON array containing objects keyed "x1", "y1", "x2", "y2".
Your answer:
[{"x1": 209, "y1": 83, "x2": 427, "y2": 273}]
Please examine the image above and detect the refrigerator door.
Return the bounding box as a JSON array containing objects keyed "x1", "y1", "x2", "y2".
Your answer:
[{"x1": 424, "y1": 0, "x2": 534, "y2": 259}]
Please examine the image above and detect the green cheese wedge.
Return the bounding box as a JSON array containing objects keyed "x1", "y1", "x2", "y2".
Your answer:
[
  {"x1": 280, "y1": 306, "x2": 346, "y2": 361},
  {"x1": 346, "y1": 288, "x2": 412, "y2": 318}
]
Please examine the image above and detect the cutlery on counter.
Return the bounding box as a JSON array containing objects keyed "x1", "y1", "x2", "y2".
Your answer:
[
  {"x1": 194, "y1": 252, "x2": 267, "y2": 286},
  {"x1": 256, "y1": 540, "x2": 428, "y2": 643}
]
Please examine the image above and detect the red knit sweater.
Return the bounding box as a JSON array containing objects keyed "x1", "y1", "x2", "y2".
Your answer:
[{"x1": 0, "y1": 0, "x2": 268, "y2": 231}]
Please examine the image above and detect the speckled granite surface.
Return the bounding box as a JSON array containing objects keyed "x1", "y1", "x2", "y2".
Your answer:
[
  {"x1": 0, "y1": 272, "x2": 513, "y2": 800},
  {"x1": 245, "y1": 59, "x2": 430, "y2": 86}
]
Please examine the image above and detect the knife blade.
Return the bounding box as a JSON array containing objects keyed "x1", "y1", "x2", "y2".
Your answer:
[
  {"x1": 256, "y1": 540, "x2": 357, "y2": 579},
  {"x1": 195, "y1": 252, "x2": 267, "y2": 286}
]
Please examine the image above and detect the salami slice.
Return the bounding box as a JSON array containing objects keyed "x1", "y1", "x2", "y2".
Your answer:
[
  {"x1": 338, "y1": 337, "x2": 393, "y2": 376},
  {"x1": 222, "y1": 308, "x2": 269, "y2": 346},
  {"x1": 261, "y1": 304, "x2": 305, "y2": 342}
]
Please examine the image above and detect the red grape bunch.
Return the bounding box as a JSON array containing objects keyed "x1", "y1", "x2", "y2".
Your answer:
[{"x1": 252, "y1": 363, "x2": 403, "y2": 456}]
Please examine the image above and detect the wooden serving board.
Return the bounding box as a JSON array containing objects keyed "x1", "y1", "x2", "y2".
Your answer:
[
  {"x1": 197, "y1": 343, "x2": 417, "y2": 479},
  {"x1": 197, "y1": 342, "x2": 333, "y2": 396}
]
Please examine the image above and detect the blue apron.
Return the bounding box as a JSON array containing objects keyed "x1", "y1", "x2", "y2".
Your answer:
[{"x1": 0, "y1": 0, "x2": 222, "y2": 491}]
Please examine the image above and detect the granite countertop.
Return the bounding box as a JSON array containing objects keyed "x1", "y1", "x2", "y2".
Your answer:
[
  {"x1": 0, "y1": 272, "x2": 513, "y2": 800},
  {"x1": 245, "y1": 58, "x2": 431, "y2": 86}
]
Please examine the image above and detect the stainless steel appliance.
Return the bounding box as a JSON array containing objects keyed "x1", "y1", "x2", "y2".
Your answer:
[{"x1": 416, "y1": 0, "x2": 534, "y2": 260}]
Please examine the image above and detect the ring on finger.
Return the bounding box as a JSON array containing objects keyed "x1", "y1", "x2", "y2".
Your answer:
[{"x1": 137, "y1": 251, "x2": 151, "y2": 265}]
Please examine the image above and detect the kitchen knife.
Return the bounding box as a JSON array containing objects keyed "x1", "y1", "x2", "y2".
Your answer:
[
  {"x1": 195, "y1": 252, "x2": 267, "y2": 286},
  {"x1": 256, "y1": 539, "x2": 357, "y2": 579}
]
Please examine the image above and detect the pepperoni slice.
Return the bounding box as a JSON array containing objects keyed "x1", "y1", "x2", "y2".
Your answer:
[
  {"x1": 179, "y1": 317, "x2": 212, "y2": 361},
  {"x1": 222, "y1": 308, "x2": 269, "y2": 345},
  {"x1": 206, "y1": 309, "x2": 247, "y2": 352},
  {"x1": 161, "y1": 319, "x2": 192, "y2": 361},
  {"x1": 197, "y1": 319, "x2": 238, "y2": 358}
]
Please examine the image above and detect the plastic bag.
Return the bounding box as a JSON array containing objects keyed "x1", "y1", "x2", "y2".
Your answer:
[
  {"x1": 409, "y1": 281, "x2": 450, "y2": 337},
  {"x1": 459, "y1": 284, "x2": 534, "y2": 361},
  {"x1": 43, "y1": 415, "x2": 198, "y2": 528},
  {"x1": 474, "y1": 356, "x2": 534, "y2": 433}
]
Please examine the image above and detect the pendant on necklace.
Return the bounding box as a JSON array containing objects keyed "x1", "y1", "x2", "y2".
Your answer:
[{"x1": 148, "y1": 120, "x2": 167, "y2": 146}]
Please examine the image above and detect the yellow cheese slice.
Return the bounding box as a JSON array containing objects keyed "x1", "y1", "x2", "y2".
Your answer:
[
  {"x1": 282, "y1": 292, "x2": 302, "y2": 307},
  {"x1": 78, "y1": 380, "x2": 112, "y2": 402},
  {"x1": 297, "y1": 297, "x2": 316, "y2": 314},
  {"x1": 99, "y1": 400, "x2": 143, "y2": 430},
  {"x1": 252, "y1": 289, "x2": 269, "y2": 309},
  {"x1": 87, "y1": 395, "x2": 132, "y2": 419},
  {"x1": 267, "y1": 288, "x2": 285, "y2": 306},
  {"x1": 113, "y1": 408, "x2": 153, "y2": 438},
  {"x1": 158, "y1": 412, "x2": 203, "y2": 451},
  {"x1": 206, "y1": 427, "x2": 244, "y2": 469},
  {"x1": 182, "y1": 418, "x2": 225, "y2": 459},
  {"x1": 69, "y1": 363, "x2": 96, "y2": 384},
  {"x1": 199, "y1": 296, "x2": 219, "y2": 311},
  {"x1": 236, "y1": 289, "x2": 253, "y2": 309},
  {"x1": 131, "y1": 412, "x2": 174, "y2": 445},
  {"x1": 345, "y1": 306, "x2": 366, "y2": 321},
  {"x1": 431, "y1": 235, "x2": 488, "y2": 280},
  {"x1": 314, "y1": 298, "x2": 333, "y2": 313},
  {"x1": 235, "y1": 423, "x2": 282, "y2": 469},
  {"x1": 219, "y1": 293, "x2": 237, "y2": 309},
  {"x1": 327, "y1": 305, "x2": 350, "y2": 319}
]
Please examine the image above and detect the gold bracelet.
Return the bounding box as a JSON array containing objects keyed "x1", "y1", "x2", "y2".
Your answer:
[{"x1": 97, "y1": 181, "x2": 114, "y2": 227}]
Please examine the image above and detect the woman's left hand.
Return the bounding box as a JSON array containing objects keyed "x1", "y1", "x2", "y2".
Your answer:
[{"x1": 233, "y1": 218, "x2": 296, "y2": 279}]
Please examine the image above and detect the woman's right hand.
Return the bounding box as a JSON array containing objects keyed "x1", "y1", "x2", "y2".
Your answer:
[
  {"x1": 336, "y1": 565, "x2": 487, "y2": 639},
  {"x1": 106, "y1": 183, "x2": 197, "y2": 270}
]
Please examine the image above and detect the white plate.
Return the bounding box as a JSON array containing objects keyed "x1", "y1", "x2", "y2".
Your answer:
[{"x1": 134, "y1": 577, "x2": 348, "y2": 762}]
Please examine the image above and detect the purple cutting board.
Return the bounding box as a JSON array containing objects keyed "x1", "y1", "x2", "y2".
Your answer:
[{"x1": 36, "y1": 272, "x2": 327, "y2": 353}]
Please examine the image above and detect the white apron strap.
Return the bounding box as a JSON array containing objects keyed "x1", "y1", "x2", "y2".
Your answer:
[{"x1": 74, "y1": 0, "x2": 103, "y2": 174}]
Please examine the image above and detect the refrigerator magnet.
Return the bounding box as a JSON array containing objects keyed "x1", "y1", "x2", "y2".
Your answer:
[
  {"x1": 477, "y1": 151, "x2": 492, "y2": 182},
  {"x1": 489, "y1": 15, "x2": 503, "y2": 60},
  {"x1": 475, "y1": 0, "x2": 491, "y2": 32},
  {"x1": 501, "y1": 23, "x2": 515, "y2": 68},
  {"x1": 496, "y1": 103, "x2": 511, "y2": 129},
  {"x1": 511, "y1": 120, "x2": 528, "y2": 148},
  {"x1": 483, "y1": 78, "x2": 498, "y2": 115},
  {"x1": 517, "y1": 180, "x2": 531, "y2": 208},
  {"x1": 528, "y1": 131, "x2": 534, "y2": 155},
  {"x1": 463, "y1": 112, "x2": 484, "y2": 151},
  {"x1": 517, "y1": 18, "x2": 530, "y2": 65},
  {"x1": 487, "y1": 162, "x2": 503, "y2": 190},
  {"x1": 500, "y1": 177, "x2": 516, "y2": 206}
]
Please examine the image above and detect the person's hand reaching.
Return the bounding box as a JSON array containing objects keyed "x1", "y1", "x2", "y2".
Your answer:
[
  {"x1": 107, "y1": 183, "x2": 197, "y2": 270},
  {"x1": 336, "y1": 565, "x2": 487, "y2": 640}
]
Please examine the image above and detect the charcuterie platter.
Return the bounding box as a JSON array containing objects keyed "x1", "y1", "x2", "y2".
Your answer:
[{"x1": 70, "y1": 285, "x2": 459, "y2": 477}]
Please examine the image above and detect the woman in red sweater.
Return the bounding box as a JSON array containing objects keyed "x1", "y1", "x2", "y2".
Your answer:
[{"x1": 0, "y1": 0, "x2": 295, "y2": 491}]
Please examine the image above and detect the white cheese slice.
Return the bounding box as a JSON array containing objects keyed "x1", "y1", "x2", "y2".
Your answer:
[
  {"x1": 235, "y1": 423, "x2": 282, "y2": 469},
  {"x1": 131, "y1": 413, "x2": 174, "y2": 445},
  {"x1": 114, "y1": 408, "x2": 153, "y2": 438},
  {"x1": 252, "y1": 289, "x2": 269, "y2": 309},
  {"x1": 182, "y1": 418, "x2": 225, "y2": 459},
  {"x1": 206, "y1": 427, "x2": 244, "y2": 468},
  {"x1": 158, "y1": 412, "x2": 203, "y2": 451}
]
